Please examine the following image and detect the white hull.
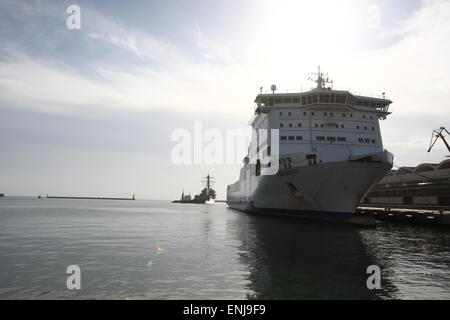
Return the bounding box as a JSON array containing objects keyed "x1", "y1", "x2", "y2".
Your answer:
[
  {"x1": 227, "y1": 152, "x2": 392, "y2": 222},
  {"x1": 227, "y1": 69, "x2": 394, "y2": 224}
]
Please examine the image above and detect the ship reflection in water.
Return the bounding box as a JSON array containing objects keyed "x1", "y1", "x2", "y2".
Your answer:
[
  {"x1": 227, "y1": 208, "x2": 450, "y2": 299},
  {"x1": 0, "y1": 199, "x2": 449, "y2": 299},
  {"x1": 229, "y1": 210, "x2": 384, "y2": 299}
]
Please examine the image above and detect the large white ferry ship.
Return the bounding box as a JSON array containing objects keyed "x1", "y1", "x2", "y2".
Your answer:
[{"x1": 226, "y1": 67, "x2": 394, "y2": 224}]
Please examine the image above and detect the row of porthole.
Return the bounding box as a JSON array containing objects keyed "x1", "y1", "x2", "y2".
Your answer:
[
  {"x1": 279, "y1": 111, "x2": 374, "y2": 120},
  {"x1": 280, "y1": 136, "x2": 376, "y2": 144},
  {"x1": 280, "y1": 136, "x2": 303, "y2": 141},
  {"x1": 358, "y1": 138, "x2": 377, "y2": 144},
  {"x1": 315, "y1": 136, "x2": 347, "y2": 142},
  {"x1": 280, "y1": 123, "x2": 375, "y2": 131}
]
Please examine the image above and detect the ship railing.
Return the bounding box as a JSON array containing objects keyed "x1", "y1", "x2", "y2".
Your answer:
[{"x1": 257, "y1": 87, "x2": 389, "y2": 100}]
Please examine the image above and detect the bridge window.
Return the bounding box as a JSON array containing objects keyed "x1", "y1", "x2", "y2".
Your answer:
[
  {"x1": 371, "y1": 139, "x2": 376, "y2": 143},
  {"x1": 341, "y1": 125, "x2": 345, "y2": 128},
  {"x1": 289, "y1": 123, "x2": 293, "y2": 127},
  {"x1": 302, "y1": 97, "x2": 307, "y2": 105},
  {"x1": 336, "y1": 95, "x2": 346, "y2": 104},
  {"x1": 280, "y1": 123, "x2": 284, "y2": 127},
  {"x1": 298, "y1": 123, "x2": 302, "y2": 127},
  {"x1": 319, "y1": 94, "x2": 330, "y2": 103},
  {"x1": 281, "y1": 136, "x2": 287, "y2": 141},
  {"x1": 274, "y1": 97, "x2": 282, "y2": 104},
  {"x1": 283, "y1": 97, "x2": 292, "y2": 103},
  {"x1": 312, "y1": 94, "x2": 318, "y2": 103},
  {"x1": 288, "y1": 136, "x2": 295, "y2": 141},
  {"x1": 307, "y1": 95, "x2": 312, "y2": 104},
  {"x1": 330, "y1": 95, "x2": 336, "y2": 103},
  {"x1": 358, "y1": 138, "x2": 364, "y2": 143},
  {"x1": 316, "y1": 136, "x2": 325, "y2": 141},
  {"x1": 337, "y1": 137, "x2": 346, "y2": 142},
  {"x1": 293, "y1": 97, "x2": 300, "y2": 103},
  {"x1": 296, "y1": 136, "x2": 303, "y2": 140}
]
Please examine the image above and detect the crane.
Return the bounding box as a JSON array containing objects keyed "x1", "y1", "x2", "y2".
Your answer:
[{"x1": 427, "y1": 127, "x2": 450, "y2": 153}]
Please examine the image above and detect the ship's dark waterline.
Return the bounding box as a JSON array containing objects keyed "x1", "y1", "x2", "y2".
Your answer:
[{"x1": 0, "y1": 197, "x2": 449, "y2": 299}]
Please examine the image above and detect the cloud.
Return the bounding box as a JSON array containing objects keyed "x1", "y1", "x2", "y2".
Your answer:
[
  {"x1": 1, "y1": 0, "x2": 449, "y2": 197},
  {"x1": 0, "y1": 1, "x2": 259, "y2": 117},
  {"x1": 354, "y1": 0, "x2": 450, "y2": 164},
  {"x1": 89, "y1": 33, "x2": 140, "y2": 57},
  {"x1": 0, "y1": 54, "x2": 126, "y2": 115},
  {"x1": 0, "y1": 103, "x2": 246, "y2": 198}
]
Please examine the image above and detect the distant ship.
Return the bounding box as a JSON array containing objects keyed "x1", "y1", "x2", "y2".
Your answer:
[
  {"x1": 226, "y1": 67, "x2": 394, "y2": 224},
  {"x1": 173, "y1": 174, "x2": 217, "y2": 204}
]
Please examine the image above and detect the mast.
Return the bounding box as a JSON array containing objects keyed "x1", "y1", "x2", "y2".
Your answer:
[
  {"x1": 202, "y1": 173, "x2": 215, "y2": 192},
  {"x1": 317, "y1": 65, "x2": 323, "y2": 88},
  {"x1": 308, "y1": 65, "x2": 333, "y2": 89}
]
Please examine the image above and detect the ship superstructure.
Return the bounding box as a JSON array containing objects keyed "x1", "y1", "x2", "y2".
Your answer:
[{"x1": 226, "y1": 67, "x2": 394, "y2": 224}]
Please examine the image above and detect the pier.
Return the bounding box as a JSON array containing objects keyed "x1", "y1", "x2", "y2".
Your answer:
[
  {"x1": 358, "y1": 206, "x2": 450, "y2": 228},
  {"x1": 46, "y1": 195, "x2": 135, "y2": 201}
]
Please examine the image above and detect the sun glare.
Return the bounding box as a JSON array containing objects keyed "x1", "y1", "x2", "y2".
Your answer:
[{"x1": 245, "y1": 1, "x2": 368, "y2": 80}]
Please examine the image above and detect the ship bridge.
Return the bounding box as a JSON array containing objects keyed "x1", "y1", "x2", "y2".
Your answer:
[
  {"x1": 255, "y1": 90, "x2": 392, "y2": 119},
  {"x1": 254, "y1": 67, "x2": 392, "y2": 119}
]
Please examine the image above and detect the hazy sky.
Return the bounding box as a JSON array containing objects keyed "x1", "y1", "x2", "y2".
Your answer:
[{"x1": 0, "y1": 0, "x2": 449, "y2": 199}]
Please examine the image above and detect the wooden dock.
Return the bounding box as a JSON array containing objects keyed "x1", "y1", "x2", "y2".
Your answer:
[
  {"x1": 197, "y1": 200, "x2": 450, "y2": 227},
  {"x1": 358, "y1": 206, "x2": 450, "y2": 228}
]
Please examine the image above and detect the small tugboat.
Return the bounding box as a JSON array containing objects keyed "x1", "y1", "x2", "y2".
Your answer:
[
  {"x1": 173, "y1": 189, "x2": 193, "y2": 203},
  {"x1": 173, "y1": 174, "x2": 217, "y2": 204}
]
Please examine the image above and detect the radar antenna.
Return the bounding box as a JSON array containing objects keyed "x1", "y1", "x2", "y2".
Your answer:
[
  {"x1": 202, "y1": 173, "x2": 215, "y2": 192},
  {"x1": 308, "y1": 65, "x2": 333, "y2": 89}
]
